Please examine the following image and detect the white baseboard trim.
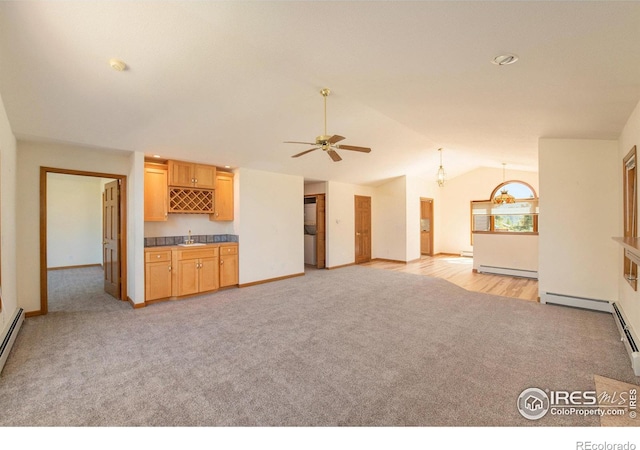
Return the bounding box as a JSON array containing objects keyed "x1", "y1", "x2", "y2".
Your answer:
[
  {"x1": 0, "y1": 308, "x2": 25, "y2": 375},
  {"x1": 541, "y1": 292, "x2": 612, "y2": 313},
  {"x1": 612, "y1": 302, "x2": 640, "y2": 376},
  {"x1": 478, "y1": 264, "x2": 538, "y2": 279}
]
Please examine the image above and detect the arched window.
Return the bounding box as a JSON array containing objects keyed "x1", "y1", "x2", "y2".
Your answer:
[
  {"x1": 490, "y1": 180, "x2": 537, "y2": 201},
  {"x1": 471, "y1": 180, "x2": 539, "y2": 235}
]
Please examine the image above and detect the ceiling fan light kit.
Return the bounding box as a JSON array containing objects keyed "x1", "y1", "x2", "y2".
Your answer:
[{"x1": 285, "y1": 88, "x2": 372, "y2": 162}]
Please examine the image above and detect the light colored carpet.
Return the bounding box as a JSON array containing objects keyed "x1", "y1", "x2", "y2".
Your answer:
[
  {"x1": 47, "y1": 266, "x2": 130, "y2": 313},
  {"x1": 594, "y1": 375, "x2": 640, "y2": 426},
  {"x1": 1, "y1": 265, "x2": 638, "y2": 426}
]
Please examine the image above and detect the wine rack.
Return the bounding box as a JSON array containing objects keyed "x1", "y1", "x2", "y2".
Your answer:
[{"x1": 169, "y1": 187, "x2": 214, "y2": 213}]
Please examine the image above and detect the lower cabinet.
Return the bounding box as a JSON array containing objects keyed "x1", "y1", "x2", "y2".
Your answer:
[
  {"x1": 220, "y1": 245, "x2": 239, "y2": 287},
  {"x1": 144, "y1": 243, "x2": 238, "y2": 302},
  {"x1": 175, "y1": 247, "x2": 219, "y2": 296},
  {"x1": 145, "y1": 250, "x2": 173, "y2": 301}
]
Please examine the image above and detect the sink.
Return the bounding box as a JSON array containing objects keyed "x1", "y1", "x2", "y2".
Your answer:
[{"x1": 178, "y1": 243, "x2": 206, "y2": 247}]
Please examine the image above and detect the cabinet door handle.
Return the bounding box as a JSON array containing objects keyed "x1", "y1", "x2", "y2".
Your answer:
[
  {"x1": 157, "y1": 255, "x2": 161, "y2": 258},
  {"x1": 168, "y1": 266, "x2": 171, "y2": 272},
  {"x1": 220, "y1": 260, "x2": 224, "y2": 265}
]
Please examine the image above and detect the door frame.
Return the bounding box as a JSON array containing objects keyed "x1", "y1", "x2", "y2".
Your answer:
[
  {"x1": 354, "y1": 195, "x2": 372, "y2": 264},
  {"x1": 420, "y1": 197, "x2": 434, "y2": 256},
  {"x1": 39, "y1": 167, "x2": 128, "y2": 315},
  {"x1": 304, "y1": 194, "x2": 326, "y2": 269}
]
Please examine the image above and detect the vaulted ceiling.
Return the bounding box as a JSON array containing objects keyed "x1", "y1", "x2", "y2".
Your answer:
[{"x1": 1, "y1": 1, "x2": 639, "y2": 185}]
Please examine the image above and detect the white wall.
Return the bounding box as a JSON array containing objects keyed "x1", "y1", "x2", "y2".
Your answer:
[
  {"x1": 618, "y1": 99, "x2": 640, "y2": 339},
  {"x1": 46, "y1": 174, "x2": 104, "y2": 268},
  {"x1": 144, "y1": 213, "x2": 235, "y2": 238},
  {"x1": 16, "y1": 141, "x2": 139, "y2": 313},
  {"x1": 237, "y1": 167, "x2": 304, "y2": 284},
  {"x1": 128, "y1": 151, "x2": 145, "y2": 305},
  {"x1": 304, "y1": 182, "x2": 326, "y2": 195},
  {"x1": 473, "y1": 234, "x2": 539, "y2": 272},
  {"x1": 440, "y1": 167, "x2": 539, "y2": 255},
  {"x1": 538, "y1": 138, "x2": 619, "y2": 303},
  {"x1": 0, "y1": 92, "x2": 18, "y2": 335},
  {"x1": 326, "y1": 181, "x2": 375, "y2": 268},
  {"x1": 372, "y1": 176, "x2": 407, "y2": 262}
]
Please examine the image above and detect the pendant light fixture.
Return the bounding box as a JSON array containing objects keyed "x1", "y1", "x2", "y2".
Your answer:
[
  {"x1": 437, "y1": 148, "x2": 446, "y2": 187},
  {"x1": 493, "y1": 163, "x2": 516, "y2": 205}
]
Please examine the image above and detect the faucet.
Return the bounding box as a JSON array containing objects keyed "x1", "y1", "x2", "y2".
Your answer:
[{"x1": 186, "y1": 230, "x2": 193, "y2": 245}]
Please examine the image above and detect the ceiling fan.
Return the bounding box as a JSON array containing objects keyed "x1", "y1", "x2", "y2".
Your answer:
[{"x1": 285, "y1": 88, "x2": 372, "y2": 162}]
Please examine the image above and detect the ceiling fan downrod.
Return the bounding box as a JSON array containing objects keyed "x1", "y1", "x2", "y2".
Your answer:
[{"x1": 321, "y1": 88, "x2": 330, "y2": 141}]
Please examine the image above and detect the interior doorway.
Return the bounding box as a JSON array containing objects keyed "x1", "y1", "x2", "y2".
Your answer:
[
  {"x1": 304, "y1": 194, "x2": 326, "y2": 269},
  {"x1": 354, "y1": 195, "x2": 372, "y2": 264},
  {"x1": 420, "y1": 197, "x2": 434, "y2": 256},
  {"x1": 40, "y1": 167, "x2": 127, "y2": 315}
]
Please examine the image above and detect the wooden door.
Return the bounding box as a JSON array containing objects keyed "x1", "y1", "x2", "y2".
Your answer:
[
  {"x1": 199, "y1": 256, "x2": 219, "y2": 292},
  {"x1": 213, "y1": 172, "x2": 234, "y2": 220},
  {"x1": 145, "y1": 261, "x2": 172, "y2": 301},
  {"x1": 194, "y1": 164, "x2": 216, "y2": 189},
  {"x1": 177, "y1": 259, "x2": 199, "y2": 296},
  {"x1": 316, "y1": 194, "x2": 326, "y2": 269},
  {"x1": 168, "y1": 160, "x2": 195, "y2": 187},
  {"x1": 420, "y1": 198, "x2": 433, "y2": 256},
  {"x1": 354, "y1": 195, "x2": 372, "y2": 264},
  {"x1": 220, "y1": 253, "x2": 239, "y2": 287},
  {"x1": 103, "y1": 180, "x2": 121, "y2": 298},
  {"x1": 144, "y1": 164, "x2": 168, "y2": 221}
]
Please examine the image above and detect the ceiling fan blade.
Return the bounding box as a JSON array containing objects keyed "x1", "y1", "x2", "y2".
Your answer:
[
  {"x1": 327, "y1": 149, "x2": 342, "y2": 162},
  {"x1": 335, "y1": 144, "x2": 372, "y2": 153},
  {"x1": 291, "y1": 148, "x2": 320, "y2": 158},
  {"x1": 328, "y1": 135, "x2": 346, "y2": 144},
  {"x1": 284, "y1": 140, "x2": 317, "y2": 145}
]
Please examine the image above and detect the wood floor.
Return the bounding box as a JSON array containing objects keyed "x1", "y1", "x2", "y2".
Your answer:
[{"x1": 361, "y1": 255, "x2": 539, "y2": 302}]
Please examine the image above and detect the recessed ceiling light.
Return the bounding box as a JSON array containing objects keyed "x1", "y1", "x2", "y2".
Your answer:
[
  {"x1": 224, "y1": 165, "x2": 231, "y2": 169},
  {"x1": 491, "y1": 54, "x2": 519, "y2": 66},
  {"x1": 153, "y1": 154, "x2": 161, "y2": 158},
  {"x1": 109, "y1": 58, "x2": 127, "y2": 72}
]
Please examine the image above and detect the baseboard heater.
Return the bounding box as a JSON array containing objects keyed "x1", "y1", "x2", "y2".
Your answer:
[
  {"x1": 460, "y1": 250, "x2": 473, "y2": 258},
  {"x1": 0, "y1": 308, "x2": 25, "y2": 375},
  {"x1": 612, "y1": 302, "x2": 640, "y2": 376},
  {"x1": 477, "y1": 264, "x2": 538, "y2": 279},
  {"x1": 541, "y1": 292, "x2": 612, "y2": 313}
]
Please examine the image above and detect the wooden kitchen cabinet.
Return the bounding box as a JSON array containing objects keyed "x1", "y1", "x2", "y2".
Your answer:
[
  {"x1": 144, "y1": 163, "x2": 168, "y2": 221},
  {"x1": 145, "y1": 250, "x2": 172, "y2": 301},
  {"x1": 168, "y1": 160, "x2": 216, "y2": 189},
  {"x1": 219, "y1": 245, "x2": 239, "y2": 287},
  {"x1": 144, "y1": 243, "x2": 238, "y2": 304},
  {"x1": 211, "y1": 171, "x2": 234, "y2": 221},
  {"x1": 175, "y1": 247, "x2": 219, "y2": 296}
]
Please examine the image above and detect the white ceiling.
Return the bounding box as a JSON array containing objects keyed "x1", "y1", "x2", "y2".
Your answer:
[{"x1": 1, "y1": 1, "x2": 639, "y2": 185}]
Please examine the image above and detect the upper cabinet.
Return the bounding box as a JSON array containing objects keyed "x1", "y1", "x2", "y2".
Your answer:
[
  {"x1": 211, "y1": 172, "x2": 234, "y2": 221},
  {"x1": 168, "y1": 160, "x2": 216, "y2": 189},
  {"x1": 144, "y1": 162, "x2": 168, "y2": 221},
  {"x1": 145, "y1": 159, "x2": 234, "y2": 217}
]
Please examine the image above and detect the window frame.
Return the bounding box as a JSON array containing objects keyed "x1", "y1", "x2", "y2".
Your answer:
[
  {"x1": 470, "y1": 180, "x2": 539, "y2": 244},
  {"x1": 623, "y1": 146, "x2": 637, "y2": 291}
]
